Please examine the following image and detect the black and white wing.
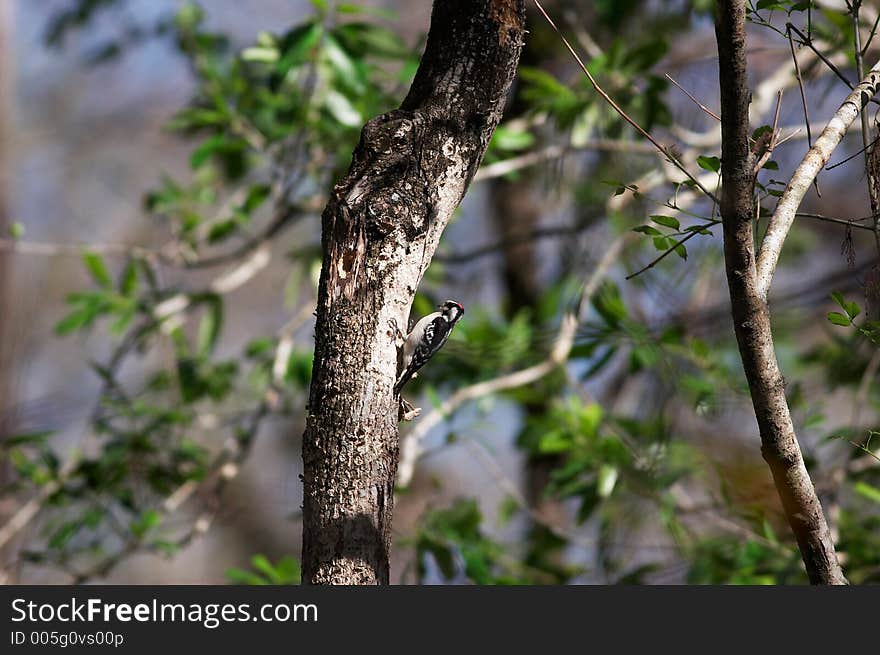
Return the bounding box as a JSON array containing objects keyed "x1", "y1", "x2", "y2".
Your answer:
[{"x1": 394, "y1": 316, "x2": 452, "y2": 395}]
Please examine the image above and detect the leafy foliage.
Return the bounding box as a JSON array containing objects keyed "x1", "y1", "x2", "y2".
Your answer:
[{"x1": 226, "y1": 554, "x2": 301, "y2": 585}]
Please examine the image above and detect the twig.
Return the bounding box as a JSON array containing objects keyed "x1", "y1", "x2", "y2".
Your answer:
[
  {"x1": 0, "y1": 239, "x2": 152, "y2": 258},
  {"x1": 532, "y1": 0, "x2": 719, "y2": 205},
  {"x1": 824, "y1": 133, "x2": 880, "y2": 170},
  {"x1": 862, "y1": 10, "x2": 880, "y2": 56},
  {"x1": 464, "y1": 439, "x2": 596, "y2": 550},
  {"x1": 831, "y1": 433, "x2": 880, "y2": 463},
  {"x1": 0, "y1": 203, "x2": 304, "y2": 269},
  {"x1": 665, "y1": 73, "x2": 721, "y2": 121},
  {"x1": 787, "y1": 24, "x2": 822, "y2": 198},
  {"x1": 795, "y1": 212, "x2": 878, "y2": 231},
  {"x1": 625, "y1": 220, "x2": 720, "y2": 280},
  {"x1": 753, "y1": 90, "x2": 783, "y2": 174},
  {"x1": 851, "y1": 349, "x2": 880, "y2": 428},
  {"x1": 787, "y1": 23, "x2": 866, "y2": 98},
  {"x1": 473, "y1": 140, "x2": 656, "y2": 182}
]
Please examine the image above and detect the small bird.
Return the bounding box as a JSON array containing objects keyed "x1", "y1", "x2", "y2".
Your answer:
[{"x1": 394, "y1": 300, "x2": 464, "y2": 397}]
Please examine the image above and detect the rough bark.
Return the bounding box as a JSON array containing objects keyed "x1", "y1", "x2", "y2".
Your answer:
[
  {"x1": 714, "y1": 0, "x2": 847, "y2": 585},
  {"x1": 301, "y1": 0, "x2": 525, "y2": 585}
]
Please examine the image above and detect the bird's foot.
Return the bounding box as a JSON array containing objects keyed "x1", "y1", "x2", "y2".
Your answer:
[{"x1": 399, "y1": 396, "x2": 421, "y2": 422}]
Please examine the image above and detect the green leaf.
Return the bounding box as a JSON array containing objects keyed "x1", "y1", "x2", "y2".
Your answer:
[
  {"x1": 491, "y1": 125, "x2": 536, "y2": 152},
  {"x1": 166, "y1": 108, "x2": 228, "y2": 132},
  {"x1": 1, "y1": 431, "x2": 54, "y2": 448},
  {"x1": 334, "y1": 22, "x2": 407, "y2": 57},
  {"x1": 190, "y1": 134, "x2": 246, "y2": 170},
  {"x1": 226, "y1": 568, "x2": 266, "y2": 585},
  {"x1": 55, "y1": 310, "x2": 92, "y2": 336},
  {"x1": 277, "y1": 21, "x2": 323, "y2": 74},
  {"x1": 650, "y1": 215, "x2": 680, "y2": 230},
  {"x1": 207, "y1": 219, "x2": 238, "y2": 243},
  {"x1": 632, "y1": 225, "x2": 662, "y2": 236},
  {"x1": 119, "y1": 260, "x2": 138, "y2": 297},
  {"x1": 82, "y1": 251, "x2": 113, "y2": 288},
  {"x1": 854, "y1": 481, "x2": 880, "y2": 504},
  {"x1": 272, "y1": 556, "x2": 302, "y2": 583},
  {"x1": 826, "y1": 312, "x2": 851, "y2": 327},
  {"x1": 9, "y1": 222, "x2": 24, "y2": 239},
  {"x1": 245, "y1": 337, "x2": 275, "y2": 358},
  {"x1": 789, "y1": 1, "x2": 813, "y2": 12},
  {"x1": 831, "y1": 292, "x2": 861, "y2": 320},
  {"x1": 696, "y1": 155, "x2": 721, "y2": 173},
  {"x1": 597, "y1": 465, "x2": 618, "y2": 498},
  {"x1": 130, "y1": 510, "x2": 161, "y2": 538},
  {"x1": 48, "y1": 520, "x2": 83, "y2": 549},
  {"x1": 323, "y1": 90, "x2": 362, "y2": 127},
  {"x1": 241, "y1": 46, "x2": 279, "y2": 63},
  {"x1": 537, "y1": 430, "x2": 573, "y2": 454},
  {"x1": 197, "y1": 297, "x2": 224, "y2": 356},
  {"x1": 250, "y1": 554, "x2": 282, "y2": 583},
  {"x1": 498, "y1": 496, "x2": 520, "y2": 526},
  {"x1": 241, "y1": 184, "x2": 272, "y2": 213},
  {"x1": 323, "y1": 35, "x2": 366, "y2": 92}
]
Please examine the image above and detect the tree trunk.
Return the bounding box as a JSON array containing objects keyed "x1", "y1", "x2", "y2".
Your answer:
[
  {"x1": 714, "y1": 0, "x2": 846, "y2": 584},
  {"x1": 301, "y1": 0, "x2": 525, "y2": 585}
]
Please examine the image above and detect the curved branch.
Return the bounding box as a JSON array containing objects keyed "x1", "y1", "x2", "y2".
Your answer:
[{"x1": 756, "y1": 58, "x2": 880, "y2": 299}]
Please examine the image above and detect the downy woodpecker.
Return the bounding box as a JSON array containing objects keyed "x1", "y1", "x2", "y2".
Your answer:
[{"x1": 394, "y1": 300, "x2": 464, "y2": 396}]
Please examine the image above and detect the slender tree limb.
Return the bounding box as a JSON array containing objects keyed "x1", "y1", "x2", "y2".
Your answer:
[
  {"x1": 755, "y1": 56, "x2": 880, "y2": 299},
  {"x1": 665, "y1": 73, "x2": 721, "y2": 122},
  {"x1": 715, "y1": 0, "x2": 847, "y2": 585},
  {"x1": 473, "y1": 140, "x2": 656, "y2": 182}
]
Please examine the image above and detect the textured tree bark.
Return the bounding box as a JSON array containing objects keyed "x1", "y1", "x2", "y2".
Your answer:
[
  {"x1": 301, "y1": 0, "x2": 525, "y2": 585},
  {"x1": 714, "y1": 0, "x2": 847, "y2": 585}
]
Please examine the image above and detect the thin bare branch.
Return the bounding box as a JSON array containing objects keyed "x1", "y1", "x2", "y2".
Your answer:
[
  {"x1": 665, "y1": 73, "x2": 721, "y2": 121},
  {"x1": 753, "y1": 90, "x2": 784, "y2": 174}
]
